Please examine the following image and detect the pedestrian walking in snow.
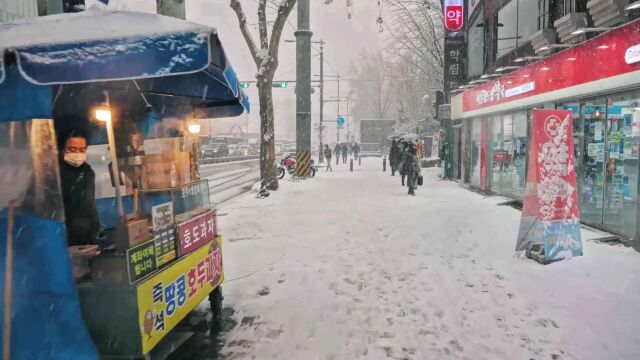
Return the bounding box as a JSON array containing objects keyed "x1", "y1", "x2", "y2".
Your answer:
[
  {"x1": 399, "y1": 140, "x2": 409, "y2": 186},
  {"x1": 334, "y1": 143, "x2": 341, "y2": 165},
  {"x1": 389, "y1": 139, "x2": 399, "y2": 176},
  {"x1": 324, "y1": 144, "x2": 333, "y2": 172},
  {"x1": 342, "y1": 143, "x2": 348, "y2": 164},
  {"x1": 405, "y1": 143, "x2": 420, "y2": 196},
  {"x1": 353, "y1": 142, "x2": 360, "y2": 160}
]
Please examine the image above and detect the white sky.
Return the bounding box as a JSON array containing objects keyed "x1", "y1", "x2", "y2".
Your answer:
[{"x1": 89, "y1": 0, "x2": 386, "y2": 141}]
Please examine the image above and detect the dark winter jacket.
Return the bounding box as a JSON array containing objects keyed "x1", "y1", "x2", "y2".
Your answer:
[
  {"x1": 389, "y1": 141, "x2": 399, "y2": 167},
  {"x1": 398, "y1": 148, "x2": 409, "y2": 175},
  {"x1": 404, "y1": 152, "x2": 420, "y2": 189},
  {"x1": 353, "y1": 144, "x2": 360, "y2": 155},
  {"x1": 60, "y1": 161, "x2": 99, "y2": 246},
  {"x1": 334, "y1": 144, "x2": 341, "y2": 156},
  {"x1": 341, "y1": 143, "x2": 348, "y2": 156},
  {"x1": 324, "y1": 147, "x2": 332, "y2": 159}
]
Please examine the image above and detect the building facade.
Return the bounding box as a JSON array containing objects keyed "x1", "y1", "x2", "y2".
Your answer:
[
  {"x1": 445, "y1": 0, "x2": 640, "y2": 243},
  {"x1": 0, "y1": 0, "x2": 38, "y2": 21}
]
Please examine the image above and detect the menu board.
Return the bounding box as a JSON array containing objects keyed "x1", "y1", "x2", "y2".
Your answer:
[{"x1": 152, "y1": 202, "x2": 177, "y2": 266}]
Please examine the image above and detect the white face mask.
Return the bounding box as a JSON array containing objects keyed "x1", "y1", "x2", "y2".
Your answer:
[{"x1": 64, "y1": 153, "x2": 87, "y2": 167}]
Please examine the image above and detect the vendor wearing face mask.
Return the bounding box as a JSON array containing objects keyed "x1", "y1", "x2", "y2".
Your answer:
[{"x1": 59, "y1": 129, "x2": 99, "y2": 246}]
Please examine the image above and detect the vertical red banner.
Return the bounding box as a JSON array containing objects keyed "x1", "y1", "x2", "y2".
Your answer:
[
  {"x1": 516, "y1": 109, "x2": 582, "y2": 262},
  {"x1": 480, "y1": 118, "x2": 487, "y2": 190}
]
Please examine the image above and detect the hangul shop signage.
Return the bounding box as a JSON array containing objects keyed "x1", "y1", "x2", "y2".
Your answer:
[
  {"x1": 475, "y1": 80, "x2": 536, "y2": 105},
  {"x1": 126, "y1": 239, "x2": 157, "y2": 284},
  {"x1": 176, "y1": 209, "x2": 217, "y2": 257},
  {"x1": 462, "y1": 19, "x2": 640, "y2": 114},
  {"x1": 444, "y1": 0, "x2": 464, "y2": 32},
  {"x1": 444, "y1": 34, "x2": 467, "y2": 95},
  {"x1": 137, "y1": 237, "x2": 223, "y2": 354}
]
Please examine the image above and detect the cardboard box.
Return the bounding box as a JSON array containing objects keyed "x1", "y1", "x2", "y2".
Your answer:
[
  {"x1": 91, "y1": 254, "x2": 129, "y2": 284},
  {"x1": 141, "y1": 161, "x2": 173, "y2": 189},
  {"x1": 69, "y1": 245, "x2": 99, "y2": 280},
  {"x1": 126, "y1": 218, "x2": 150, "y2": 247},
  {"x1": 140, "y1": 152, "x2": 192, "y2": 189}
]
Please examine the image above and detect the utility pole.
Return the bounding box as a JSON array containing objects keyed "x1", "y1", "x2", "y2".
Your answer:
[
  {"x1": 336, "y1": 74, "x2": 341, "y2": 144},
  {"x1": 318, "y1": 39, "x2": 325, "y2": 164},
  {"x1": 295, "y1": 0, "x2": 312, "y2": 177}
]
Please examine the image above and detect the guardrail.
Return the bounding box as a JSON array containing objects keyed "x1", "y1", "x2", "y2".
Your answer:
[{"x1": 200, "y1": 155, "x2": 260, "y2": 165}]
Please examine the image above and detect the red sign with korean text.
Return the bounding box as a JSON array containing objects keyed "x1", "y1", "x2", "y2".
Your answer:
[
  {"x1": 462, "y1": 19, "x2": 640, "y2": 113},
  {"x1": 444, "y1": 0, "x2": 464, "y2": 32},
  {"x1": 176, "y1": 210, "x2": 217, "y2": 257},
  {"x1": 516, "y1": 110, "x2": 582, "y2": 261}
]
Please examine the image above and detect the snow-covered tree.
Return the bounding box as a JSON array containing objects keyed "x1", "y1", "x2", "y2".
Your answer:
[{"x1": 229, "y1": 0, "x2": 297, "y2": 191}]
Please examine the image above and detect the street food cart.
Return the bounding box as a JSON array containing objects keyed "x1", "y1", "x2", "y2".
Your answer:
[{"x1": 0, "y1": 10, "x2": 249, "y2": 359}]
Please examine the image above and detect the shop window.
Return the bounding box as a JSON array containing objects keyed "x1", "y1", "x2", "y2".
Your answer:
[
  {"x1": 603, "y1": 94, "x2": 639, "y2": 239},
  {"x1": 562, "y1": 94, "x2": 638, "y2": 240},
  {"x1": 467, "y1": 6, "x2": 485, "y2": 78},
  {"x1": 489, "y1": 112, "x2": 528, "y2": 199},
  {"x1": 470, "y1": 119, "x2": 482, "y2": 187},
  {"x1": 496, "y1": 0, "x2": 538, "y2": 59}
]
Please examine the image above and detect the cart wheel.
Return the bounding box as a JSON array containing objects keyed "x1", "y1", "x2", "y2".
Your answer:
[{"x1": 209, "y1": 286, "x2": 223, "y2": 336}]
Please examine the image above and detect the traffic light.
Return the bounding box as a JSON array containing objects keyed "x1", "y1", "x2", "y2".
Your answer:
[
  {"x1": 240, "y1": 82, "x2": 250, "y2": 89},
  {"x1": 272, "y1": 82, "x2": 288, "y2": 88}
]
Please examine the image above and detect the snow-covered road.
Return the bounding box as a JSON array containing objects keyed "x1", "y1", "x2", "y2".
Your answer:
[{"x1": 213, "y1": 158, "x2": 640, "y2": 360}]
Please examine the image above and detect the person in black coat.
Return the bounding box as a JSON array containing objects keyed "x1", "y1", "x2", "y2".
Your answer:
[
  {"x1": 398, "y1": 141, "x2": 410, "y2": 186},
  {"x1": 405, "y1": 143, "x2": 419, "y2": 196},
  {"x1": 59, "y1": 130, "x2": 100, "y2": 246},
  {"x1": 324, "y1": 144, "x2": 333, "y2": 172},
  {"x1": 389, "y1": 139, "x2": 399, "y2": 176},
  {"x1": 341, "y1": 143, "x2": 348, "y2": 164},
  {"x1": 353, "y1": 142, "x2": 360, "y2": 160}
]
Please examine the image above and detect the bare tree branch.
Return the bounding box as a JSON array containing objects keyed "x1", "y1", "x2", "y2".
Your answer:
[{"x1": 230, "y1": 0, "x2": 260, "y2": 67}]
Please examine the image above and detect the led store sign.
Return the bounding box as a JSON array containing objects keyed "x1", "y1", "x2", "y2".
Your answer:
[
  {"x1": 444, "y1": 0, "x2": 464, "y2": 32},
  {"x1": 625, "y1": 44, "x2": 640, "y2": 65}
]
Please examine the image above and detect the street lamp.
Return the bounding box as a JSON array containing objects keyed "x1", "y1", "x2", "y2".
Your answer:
[
  {"x1": 626, "y1": 1, "x2": 640, "y2": 10},
  {"x1": 536, "y1": 44, "x2": 573, "y2": 52},
  {"x1": 496, "y1": 66, "x2": 522, "y2": 72},
  {"x1": 514, "y1": 56, "x2": 545, "y2": 63},
  {"x1": 187, "y1": 123, "x2": 201, "y2": 134},
  {"x1": 94, "y1": 99, "x2": 124, "y2": 217},
  {"x1": 571, "y1": 27, "x2": 613, "y2": 36}
]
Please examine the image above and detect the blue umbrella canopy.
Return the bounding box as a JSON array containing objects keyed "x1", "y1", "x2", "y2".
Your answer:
[{"x1": 0, "y1": 9, "x2": 249, "y2": 122}]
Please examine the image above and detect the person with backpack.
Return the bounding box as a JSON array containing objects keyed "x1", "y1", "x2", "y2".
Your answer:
[{"x1": 324, "y1": 144, "x2": 333, "y2": 172}]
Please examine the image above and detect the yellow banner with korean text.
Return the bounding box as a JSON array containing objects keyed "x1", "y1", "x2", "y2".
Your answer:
[{"x1": 136, "y1": 236, "x2": 223, "y2": 354}]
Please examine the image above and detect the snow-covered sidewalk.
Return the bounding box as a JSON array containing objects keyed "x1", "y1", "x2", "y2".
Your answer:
[{"x1": 216, "y1": 158, "x2": 640, "y2": 360}]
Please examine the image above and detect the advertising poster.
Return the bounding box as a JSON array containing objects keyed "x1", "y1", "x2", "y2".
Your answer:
[
  {"x1": 516, "y1": 110, "x2": 583, "y2": 262},
  {"x1": 137, "y1": 237, "x2": 224, "y2": 354}
]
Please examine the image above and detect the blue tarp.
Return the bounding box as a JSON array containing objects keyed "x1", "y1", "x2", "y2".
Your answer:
[
  {"x1": 0, "y1": 211, "x2": 98, "y2": 360},
  {"x1": 0, "y1": 10, "x2": 249, "y2": 122}
]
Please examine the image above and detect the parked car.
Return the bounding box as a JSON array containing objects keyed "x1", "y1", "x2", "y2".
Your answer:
[{"x1": 201, "y1": 142, "x2": 229, "y2": 158}]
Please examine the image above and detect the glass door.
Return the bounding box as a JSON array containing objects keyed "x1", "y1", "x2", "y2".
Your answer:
[
  {"x1": 602, "y1": 94, "x2": 640, "y2": 239},
  {"x1": 576, "y1": 101, "x2": 608, "y2": 227}
]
